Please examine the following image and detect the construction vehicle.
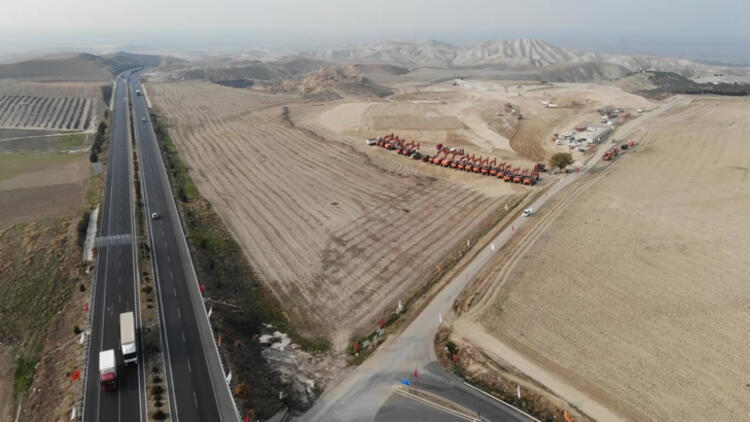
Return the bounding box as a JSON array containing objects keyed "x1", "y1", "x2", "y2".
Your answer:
[
  {"x1": 441, "y1": 151, "x2": 455, "y2": 167},
  {"x1": 627, "y1": 139, "x2": 634, "y2": 147},
  {"x1": 489, "y1": 158, "x2": 499, "y2": 176},
  {"x1": 432, "y1": 149, "x2": 447, "y2": 165},
  {"x1": 503, "y1": 167, "x2": 514, "y2": 182},
  {"x1": 366, "y1": 138, "x2": 379, "y2": 146},
  {"x1": 120, "y1": 312, "x2": 137, "y2": 366},
  {"x1": 523, "y1": 170, "x2": 534, "y2": 185},
  {"x1": 480, "y1": 157, "x2": 490, "y2": 175},
  {"x1": 514, "y1": 169, "x2": 526, "y2": 183},
  {"x1": 99, "y1": 350, "x2": 117, "y2": 391},
  {"x1": 136, "y1": 89, "x2": 142, "y2": 96},
  {"x1": 469, "y1": 156, "x2": 480, "y2": 173}
]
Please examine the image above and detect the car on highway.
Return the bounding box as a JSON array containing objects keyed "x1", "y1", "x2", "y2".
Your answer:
[
  {"x1": 141, "y1": 117, "x2": 147, "y2": 123},
  {"x1": 522, "y1": 207, "x2": 534, "y2": 217},
  {"x1": 151, "y1": 212, "x2": 160, "y2": 220}
]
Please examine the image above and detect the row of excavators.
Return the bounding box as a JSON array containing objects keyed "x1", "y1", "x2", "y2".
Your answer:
[{"x1": 370, "y1": 134, "x2": 543, "y2": 185}]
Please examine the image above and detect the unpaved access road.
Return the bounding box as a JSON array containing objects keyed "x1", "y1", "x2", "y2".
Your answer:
[{"x1": 460, "y1": 97, "x2": 750, "y2": 421}]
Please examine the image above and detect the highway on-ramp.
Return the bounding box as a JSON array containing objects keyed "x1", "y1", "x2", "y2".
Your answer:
[
  {"x1": 302, "y1": 96, "x2": 688, "y2": 421},
  {"x1": 82, "y1": 75, "x2": 147, "y2": 422},
  {"x1": 129, "y1": 72, "x2": 238, "y2": 422}
]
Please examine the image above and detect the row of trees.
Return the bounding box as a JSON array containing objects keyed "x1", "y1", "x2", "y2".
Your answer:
[{"x1": 88, "y1": 120, "x2": 108, "y2": 163}]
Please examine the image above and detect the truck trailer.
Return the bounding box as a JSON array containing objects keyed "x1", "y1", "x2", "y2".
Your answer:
[
  {"x1": 120, "y1": 312, "x2": 137, "y2": 365},
  {"x1": 99, "y1": 349, "x2": 117, "y2": 391}
]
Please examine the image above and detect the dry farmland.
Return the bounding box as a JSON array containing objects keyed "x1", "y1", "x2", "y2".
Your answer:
[
  {"x1": 0, "y1": 153, "x2": 90, "y2": 227},
  {"x1": 149, "y1": 81, "x2": 517, "y2": 347},
  {"x1": 464, "y1": 98, "x2": 750, "y2": 420}
]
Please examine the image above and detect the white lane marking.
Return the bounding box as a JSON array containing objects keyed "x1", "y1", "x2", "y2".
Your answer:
[
  {"x1": 177, "y1": 308, "x2": 181, "y2": 319},
  {"x1": 118, "y1": 294, "x2": 121, "y2": 304},
  {"x1": 187, "y1": 359, "x2": 192, "y2": 373},
  {"x1": 164, "y1": 242, "x2": 168, "y2": 249},
  {"x1": 170, "y1": 270, "x2": 173, "y2": 279},
  {"x1": 173, "y1": 287, "x2": 177, "y2": 297},
  {"x1": 193, "y1": 392, "x2": 198, "y2": 408},
  {"x1": 182, "y1": 332, "x2": 186, "y2": 343},
  {"x1": 167, "y1": 255, "x2": 170, "y2": 263}
]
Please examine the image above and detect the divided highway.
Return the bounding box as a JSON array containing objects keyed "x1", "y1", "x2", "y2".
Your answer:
[
  {"x1": 83, "y1": 75, "x2": 147, "y2": 422},
  {"x1": 129, "y1": 72, "x2": 238, "y2": 422}
]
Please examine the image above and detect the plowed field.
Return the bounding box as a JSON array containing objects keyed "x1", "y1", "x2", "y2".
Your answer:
[
  {"x1": 150, "y1": 82, "x2": 509, "y2": 347},
  {"x1": 469, "y1": 98, "x2": 750, "y2": 420}
]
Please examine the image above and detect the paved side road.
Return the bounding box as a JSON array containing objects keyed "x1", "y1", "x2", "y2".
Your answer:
[
  {"x1": 130, "y1": 72, "x2": 238, "y2": 422},
  {"x1": 82, "y1": 75, "x2": 147, "y2": 422}
]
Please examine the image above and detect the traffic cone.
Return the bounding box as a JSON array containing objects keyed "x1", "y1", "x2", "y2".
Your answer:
[
  {"x1": 414, "y1": 368, "x2": 418, "y2": 378},
  {"x1": 355, "y1": 340, "x2": 359, "y2": 352},
  {"x1": 380, "y1": 318, "x2": 385, "y2": 329},
  {"x1": 71, "y1": 368, "x2": 81, "y2": 380},
  {"x1": 453, "y1": 354, "x2": 457, "y2": 363},
  {"x1": 85, "y1": 303, "x2": 89, "y2": 312},
  {"x1": 200, "y1": 284, "x2": 206, "y2": 292}
]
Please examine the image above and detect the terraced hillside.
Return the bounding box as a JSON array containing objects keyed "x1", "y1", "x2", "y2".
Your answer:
[{"x1": 150, "y1": 81, "x2": 507, "y2": 348}]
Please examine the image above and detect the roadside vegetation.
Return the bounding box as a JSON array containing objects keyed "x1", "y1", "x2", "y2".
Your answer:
[{"x1": 150, "y1": 111, "x2": 290, "y2": 418}]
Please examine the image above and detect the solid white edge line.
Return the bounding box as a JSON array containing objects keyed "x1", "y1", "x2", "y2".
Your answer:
[{"x1": 463, "y1": 382, "x2": 540, "y2": 422}]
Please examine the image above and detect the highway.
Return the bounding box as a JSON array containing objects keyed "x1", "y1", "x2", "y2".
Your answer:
[
  {"x1": 82, "y1": 75, "x2": 147, "y2": 422},
  {"x1": 302, "y1": 96, "x2": 688, "y2": 421},
  {"x1": 129, "y1": 72, "x2": 238, "y2": 422}
]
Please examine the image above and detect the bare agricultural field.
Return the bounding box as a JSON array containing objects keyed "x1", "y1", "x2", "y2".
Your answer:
[
  {"x1": 0, "y1": 153, "x2": 90, "y2": 227},
  {"x1": 149, "y1": 81, "x2": 511, "y2": 347},
  {"x1": 464, "y1": 98, "x2": 750, "y2": 420}
]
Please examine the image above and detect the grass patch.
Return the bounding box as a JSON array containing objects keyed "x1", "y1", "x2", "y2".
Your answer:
[
  {"x1": 59, "y1": 133, "x2": 87, "y2": 149},
  {"x1": 13, "y1": 356, "x2": 39, "y2": 394}
]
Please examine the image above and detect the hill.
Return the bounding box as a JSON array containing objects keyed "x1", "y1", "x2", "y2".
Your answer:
[
  {"x1": 0, "y1": 52, "x2": 179, "y2": 82},
  {"x1": 614, "y1": 70, "x2": 750, "y2": 99},
  {"x1": 296, "y1": 38, "x2": 750, "y2": 83}
]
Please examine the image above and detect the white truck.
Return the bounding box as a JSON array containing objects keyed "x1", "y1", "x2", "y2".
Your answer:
[
  {"x1": 136, "y1": 89, "x2": 142, "y2": 96},
  {"x1": 99, "y1": 349, "x2": 117, "y2": 391},
  {"x1": 120, "y1": 312, "x2": 137, "y2": 365}
]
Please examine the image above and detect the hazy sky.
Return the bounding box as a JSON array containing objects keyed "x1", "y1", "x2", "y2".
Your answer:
[{"x1": 2, "y1": 0, "x2": 749, "y2": 61}]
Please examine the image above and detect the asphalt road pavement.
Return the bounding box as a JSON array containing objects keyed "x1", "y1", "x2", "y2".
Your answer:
[{"x1": 82, "y1": 75, "x2": 147, "y2": 422}]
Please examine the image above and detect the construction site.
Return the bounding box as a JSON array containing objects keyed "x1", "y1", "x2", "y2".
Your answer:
[{"x1": 146, "y1": 73, "x2": 656, "y2": 353}]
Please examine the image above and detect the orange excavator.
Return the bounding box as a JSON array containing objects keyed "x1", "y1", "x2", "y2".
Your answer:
[
  {"x1": 441, "y1": 151, "x2": 455, "y2": 167},
  {"x1": 496, "y1": 162, "x2": 507, "y2": 178},
  {"x1": 488, "y1": 158, "x2": 499, "y2": 176},
  {"x1": 457, "y1": 155, "x2": 470, "y2": 171},
  {"x1": 472, "y1": 156, "x2": 483, "y2": 173},
  {"x1": 502, "y1": 164, "x2": 513, "y2": 182},
  {"x1": 513, "y1": 168, "x2": 525, "y2": 183},
  {"x1": 480, "y1": 157, "x2": 490, "y2": 175}
]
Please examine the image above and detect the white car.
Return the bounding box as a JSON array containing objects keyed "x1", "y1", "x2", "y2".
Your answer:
[
  {"x1": 151, "y1": 212, "x2": 160, "y2": 220},
  {"x1": 522, "y1": 207, "x2": 534, "y2": 217}
]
